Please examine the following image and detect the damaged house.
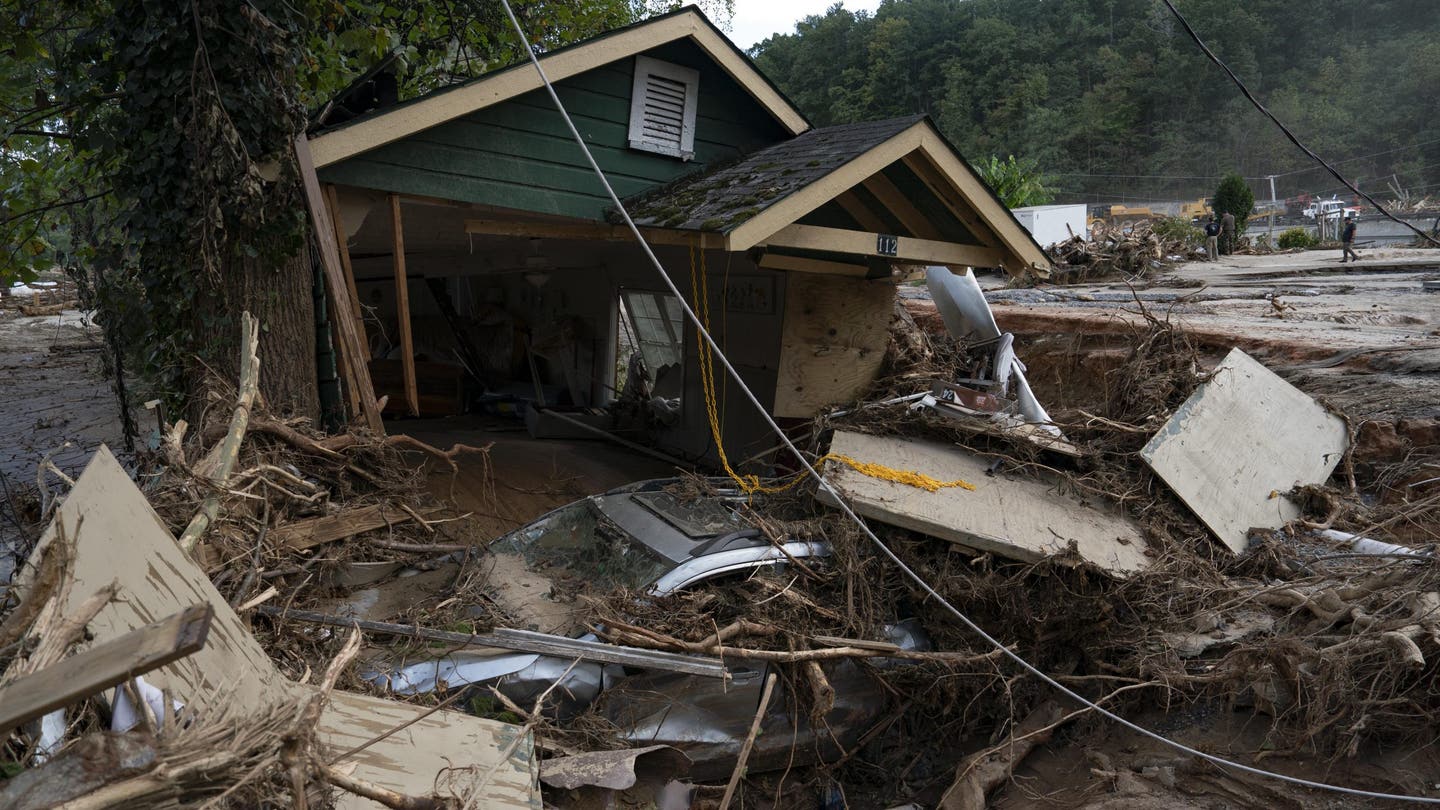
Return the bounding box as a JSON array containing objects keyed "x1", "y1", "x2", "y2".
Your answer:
[{"x1": 302, "y1": 5, "x2": 1050, "y2": 466}]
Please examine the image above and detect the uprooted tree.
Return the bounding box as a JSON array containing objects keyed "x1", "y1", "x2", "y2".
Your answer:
[{"x1": 2, "y1": 0, "x2": 730, "y2": 427}]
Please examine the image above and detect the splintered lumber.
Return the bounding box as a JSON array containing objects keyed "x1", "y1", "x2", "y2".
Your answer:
[
  {"x1": 268, "y1": 504, "x2": 443, "y2": 551},
  {"x1": 818, "y1": 430, "x2": 1151, "y2": 575},
  {"x1": 23, "y1": 447, "x2": 539, "y2": 808},
  {"x1": 257, "y1": 606, "x2": 731, "y2": 679},
  {"x1": 0, "y1": 604, "x2": 213, "y2": 734},
  {"x1": 388, "y1": 193, "x2": 419, "y2": 417},
  {"x1": 295, "y1": 134, "x2": 383, "y2": 435},
  {"x1": 1141, "y1": 348, "x2": 1348, "y2": 553},
  {"x1": 719, "y1": 671, "x2": 778, "y2": 810}
]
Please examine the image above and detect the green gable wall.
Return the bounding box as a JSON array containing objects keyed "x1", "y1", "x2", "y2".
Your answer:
[{"x1": 317, "y1": 38, "x2": 791, "y2": 220}]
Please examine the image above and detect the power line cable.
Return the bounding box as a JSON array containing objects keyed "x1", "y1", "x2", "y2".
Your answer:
[
  {"x1": 494, "y1": 1, "x2": 1440, "y2": 802},
  {"x1": 1158, "y1": 0, "x2": 1438, "y2": 247},
  {"x1": 1269, "y1": 136, "x2": 1440, "y2": 178}
]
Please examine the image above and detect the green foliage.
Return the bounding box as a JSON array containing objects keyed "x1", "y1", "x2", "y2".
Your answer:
[
  {"x1": 972, "y1": 155, "x2": 1054, "y2": 208},
  {"x1": 1152, "y1": 216, "x2": 1204, "y2": 247},
  {"x1": 752, "y1": 0, "x2": 1440, "y2": 205},
  {"x1": 1277, "y1": 227, "x2": 1319, "y2": 249},
  {"x1": 1212, "y1": 172, "x2": 1255, "y2": 236}
]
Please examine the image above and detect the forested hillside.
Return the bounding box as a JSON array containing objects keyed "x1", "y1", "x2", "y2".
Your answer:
[{"x1": 751, "y1": 0, "x2": 1440, "y2": 204}]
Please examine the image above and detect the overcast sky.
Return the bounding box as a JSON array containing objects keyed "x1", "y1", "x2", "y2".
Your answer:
[{"x1": 724, "y1": 0, "x2": 883, "y2": 50}]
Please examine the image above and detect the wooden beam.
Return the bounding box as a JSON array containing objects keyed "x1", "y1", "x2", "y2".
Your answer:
[
  {"x1": 463, "y1": 218, "x2": 726, "y2": 249},
  {"x1": 323, "y1": 186, "x2": 366, "y2": 424},
  {"x1": 268, "y1": 504, "x2": 445, "y2": 552},
  {"x1": 899, "y1": 152, "x2": 1001, "y2": 248},
  {"x1": 257, "y1": 606, "x2": 730, "y2": 679},
  {"x1": 0, "y1": 604, "x2": 213, "y2": 734},
  {"x1": 294, "y1": 136, "x2": 384, "y2": 434},
  {"x1": 761, "y1": 224, "x2": 1005, "y2": 268},
  {"x1": 324, "y1": 185, "x2": 368, "y2": 361},
  {"x1": 834, "y1": 191, "x2": 890, "y2": 232},
  {"x1": 757, "y1": 253, "x2": 872, "y2": 277},
  {"x1": 388, "y1": 194, "x2": 419, "y2": 417},
  {"x1": 727, "y1": 125, "x2": 926, "y2": 251},
  {"x1": 912, "y1": 134, "x2": 1052, "y2": 275},
  {"x1": 308, "y1": 12, "x2": 806, "y2": 167},
  {"x1": 862, "y1": 173, "x2": 943, "y2": 240}
]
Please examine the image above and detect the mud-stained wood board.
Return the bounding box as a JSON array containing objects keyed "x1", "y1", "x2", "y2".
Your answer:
[
  {"x1": 773, "y1": 274, "x2": 894, "y2": 418},
  {"x1": 816, "y1": 430, "x2": 1150, "y2": 575},
  {"x1": 24, "y1": 447, "x2": 540, "y2": 810},
  {"x1": 1141, "y1": 347, "x2": 1348, "y2": 553}
]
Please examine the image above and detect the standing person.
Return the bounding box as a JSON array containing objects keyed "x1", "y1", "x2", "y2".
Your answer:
[
  {"x1": 1204, "y1": 216, "x2": 1221, "y2": 261},
  {"x1": 1220, "y1": 210, "x2": 1236, "y2": 255},
  {"x1": 1341, "y1": 215, "x2": 1360, "y2": 263}
]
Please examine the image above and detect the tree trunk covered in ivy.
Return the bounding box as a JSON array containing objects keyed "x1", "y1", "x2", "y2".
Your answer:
[{"x1": 67, "y1": 0, "x2": 318, "y2": 421}]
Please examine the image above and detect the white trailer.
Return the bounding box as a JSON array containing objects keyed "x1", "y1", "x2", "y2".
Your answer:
[{"x1": 1012, "y1": 204, "x2": 1089, "y2": 247}]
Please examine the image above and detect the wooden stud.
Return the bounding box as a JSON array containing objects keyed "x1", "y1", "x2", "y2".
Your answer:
[
  {"x1": 294, "y1": 136, "x2": 384, "y2": 434},
  {"x1": 834, "y1": 191, "x2": 890, "y2": 232},
  {"x1": 323, "y1": 185, "x2": 366, "y2": 424},
  {"x1": 388, "y1": 194, "x2": 419, "y2": 417},
  {"x1": 900, "y1": 152, "x2": 1002, "y2": 248},
  {"x1": 0, "y1": 604, "x2": 213, "y2": 735},
  {"x1": 862, "y1": 173, "x2": 943, "y2": 240},
  {"x1": 308, "y1": 11, "x2": 807, "y2": 167},
  {"x1": 760, "y1": 223, "x2": 1005, "y2": 268}
]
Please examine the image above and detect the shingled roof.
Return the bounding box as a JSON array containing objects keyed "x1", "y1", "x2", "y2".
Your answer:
[{"x1": 622, "y1": 115, "x2": 927, "y2": 232}]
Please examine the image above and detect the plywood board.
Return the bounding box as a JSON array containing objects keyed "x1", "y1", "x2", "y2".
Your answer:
[
  {"x1": 773, "y1": 275, "x2": 894, "y2": 418},
  {"x1": 27, "y1": 447, "x2": 540, "y2": 809},
  {"x1": 1141, "y1": 348, "x2": 1348, "y2": 553},
  {"x1": 817, "y1": 431, "x2": 1150, "y2": 574}
]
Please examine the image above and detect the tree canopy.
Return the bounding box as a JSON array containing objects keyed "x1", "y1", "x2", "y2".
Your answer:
[{"x1": 752, "y1": 0, "x2": 1440, "y2": 208}]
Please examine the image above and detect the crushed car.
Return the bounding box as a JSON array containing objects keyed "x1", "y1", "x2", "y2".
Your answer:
[{"x1": 363, "y1": 478, "x2": 930, "y2": 778}]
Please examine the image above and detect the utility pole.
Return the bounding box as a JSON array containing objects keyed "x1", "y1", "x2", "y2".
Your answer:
[{"x1": 1266, "y1": 174, "x2": 1277, "y2": 240}]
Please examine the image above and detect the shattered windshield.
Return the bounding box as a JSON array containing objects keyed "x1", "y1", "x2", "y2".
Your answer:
[{"x1": 491, "y1": 498, "x2": 673, "y2": 593}]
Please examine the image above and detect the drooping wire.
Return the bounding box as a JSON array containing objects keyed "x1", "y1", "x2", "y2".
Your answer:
[
  {"x1": 492, "y1": 1, "x2": 1440, "y2": 802},
  {"x1": 1158, "y1": 0, "x2": 1439, "y2": 247}
]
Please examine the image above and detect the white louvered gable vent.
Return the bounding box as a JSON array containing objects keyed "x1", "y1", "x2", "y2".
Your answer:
[{"x1": 628, "y1": 56, "x2": 699, "y2": 160}]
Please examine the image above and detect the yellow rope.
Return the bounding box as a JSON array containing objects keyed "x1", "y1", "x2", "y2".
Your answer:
[{"x1": 687, "y1": 241, "x2": 974, "y2": 496}]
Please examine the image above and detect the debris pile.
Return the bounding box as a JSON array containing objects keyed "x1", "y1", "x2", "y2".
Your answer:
[
  {"x1": 1046, "y1": 220, "x2": 1203, "y2": 281},
  {"x1": 3, "y1": 287, "x2": 1439, "y2": 808}
]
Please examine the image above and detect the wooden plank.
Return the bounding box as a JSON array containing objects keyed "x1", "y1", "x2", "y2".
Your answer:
[
  {"x1": 388, "y1": 194, "x2": 419, "y2": 417},
  {"x1": 295, "y1": 136, "x2": 384, "y2": 434},
  {"x1": 862, "y1": 173, "x2": 944, "y2": 239},
  {"x1": 463, "y1": 217, "x2": 726, "y2": 249},
  {"x1": 0, "y1": 604, "x2": 213, "y2": 734},
  {"x1": 268, "y1": 504, "x2": 442, "y2": 551},
  {"x1": 307, "y1": 11, "x2": 806, "y2": 168},
  {"x1": 834, "y1": 191, "x2": 890, "y2": 232},
  {"x1": 817, "y1": 431, "x2": 1151, "y2": 575},
  {"x1": 772, "y1": 274, "x2": 894, "y2": 417},
  {"x1": 324, "y1": 185, "x2": 369, "y2": 361},
  {"x1": 324, "y1": 186, "x2": 367, "y2": 424},
  {"x1": 258, "y1": 606, "x2": 730, "y2": 679},
  {"x1": 757, "y1": 253, "x2": 871, "y2": 277},
  {"x1": 913, "y1": 134, "x2": 1053, "y2": 275},
  {"x1": 761, "y1": 223, "x2": 1005, "y2": 268},
  {"x1": 20, "y1": 448, "x2": 540, "y2": 810},
  {"x1": 1141, "y1": 348, "x2": 1348, "y2": 553}
]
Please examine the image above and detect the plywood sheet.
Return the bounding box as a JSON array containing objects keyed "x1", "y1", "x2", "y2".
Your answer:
[
  {"x1": 28, "y1": 447, "x2": 540, "y2": 809},
  {"x1": 1141, "y1": 348, "x2": 1348, "y2": 553},
  {"x1": 773, "y1": 274, "x2": 894, "y2": 418},
  {"x1": 818, "y1": 431, "x2": 1150, "y2": 574}
]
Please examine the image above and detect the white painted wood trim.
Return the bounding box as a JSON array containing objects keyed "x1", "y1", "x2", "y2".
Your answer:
[
  {"x1": 309, "y1": 12, "x2": 807, "y2": 168},
  {"x1": 762, "y1": 223, "x2": 1006, "y2": 267}
]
